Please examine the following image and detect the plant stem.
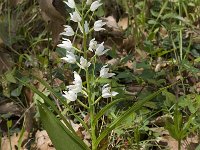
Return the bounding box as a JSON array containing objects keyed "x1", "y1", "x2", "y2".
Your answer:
[
  {"x1": 178, "y1": 140, "x2": 181, "y2": 150},
  {"x1": 178, "y1": 0, "x2": 183, "y2": 60},
  {"x1": 83, "y1": 26, "x2": 97, "y2": 150}
]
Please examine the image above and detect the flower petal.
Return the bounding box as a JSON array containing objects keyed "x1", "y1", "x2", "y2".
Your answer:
[
  {"x1": 94, "y1": 20, "x2": 106, "y2": 31},
  {"x1": 63, "y1": 90, "x2": 77, "y2": 101},
  {"x1": 70, "y1": 11, "x2": 82, "y2": 22},
  {"x1": 64, "y1": 0, "x2": 75, "y2": 9},
  {"x1": 90, "y1": 1, "x2": 102, "y2": 12}
]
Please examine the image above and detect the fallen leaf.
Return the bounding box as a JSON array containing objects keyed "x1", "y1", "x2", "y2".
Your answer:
[
  {"x1": 35, "y1": 130, "x2": 55, "y2": 150},
  {"x1": 1, "y1": 133, "x2": 21, "y2": 150},
  {"x1": 0, "y1": 51, "x2": 14, "y2": 75},
  {"x1": 118, "y1": 15, "x2": 128, "y2": 30},
  {"x1": 0, "y1": 101, "x2": 22, "y2": 115},
  {"x1": 103, "y1": 16, "x2": 119, "y2": 30},
  {"x1": 38, "y1": 0, "x2": 67, "y2": 46}
]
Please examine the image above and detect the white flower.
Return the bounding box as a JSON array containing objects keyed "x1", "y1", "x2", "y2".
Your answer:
[
  {"x1": 90, "y1": 1, "x2": 102, "y2": 12},
  {"x1": 86, "y1": 0, "x2": 92, "y2": 5},
  {"x1": 61, "y1": 25, "x2": 74, "y2": 36},
  {"x1": 89, "y1": 38, "x2": 97, "y2": 52},
  {"x1": 95, "y1": 42, "x2": 109, "y2": 56},
  {"x1": 102, "y1": 84, "x2": 118, "y2": 98},
  {"x1": 70, "y1": 11, "x2": 82, "y2": 22},
  {"x1": 67, "y1": 84, "x2": 82, "y2": 93},
  {"x1": 67, "y1": 71, "x2": 82, "y2": 93},
  {"x1": 57, "y1": 39, "x2": 73, "y2": 51},
  {"x1": 64, "y1": 0, "x2": 75, "y2": 9},
  {"x1": 94, "y1": 20, "x2": 106, "y2": 31},
  {"x1": 73, "y1": 71, "x2": 82, "y2": 85},
  {"x1": 84, "y1": 21, "x2": 89, "y2": 34},
  {"x1": 61, "y1": 52, "x2": 76, "y2": 64},
  {"x1": 63, "y1": 90, "x2": 77, "y2": 101},
  {"x1": 100, "y1": 65, "x2": 115, "y2": 78},
  {"x1": 80, "y1": 56, "x2": 91, "y2": 69}
]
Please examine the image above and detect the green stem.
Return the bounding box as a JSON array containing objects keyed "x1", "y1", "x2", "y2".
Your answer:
[
  {"x1": 178, "y1": 0, "x2": 183, "y2": 60},
  {"x1": 85, "y1": 67, "x2": 96, "y2": 150},
  {"x1": 77, "y1": 99, "x2": 89, "y2": 109},
  {"x1": 7, "y1": 0, "x2": 11, "y2": 44},
  {"x1": 83, "y1": 22, "x2": 97, "y2": 149},
  {"x1": 93, "y1": 96, "x2": 102, "y2": 105},
  {"x1": 178, "y1": 140, "x2": 181, "y2": 150},
  {"x1": 73, "y1": 46, "x2": 84, "y2": 53}
]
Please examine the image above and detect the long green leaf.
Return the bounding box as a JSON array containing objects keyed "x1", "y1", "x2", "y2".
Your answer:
[
  {"x1": 39, "y1": 103, "x2": 89, "y2": 150},
  {"x1": 94, "y1": 97, "x2": 132, "y2": 124},
  {"x1": 95, "y1": 86, "x2": 171, "y2": 147}
]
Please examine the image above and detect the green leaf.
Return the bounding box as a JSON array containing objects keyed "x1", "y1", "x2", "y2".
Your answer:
[
  {"x1": 33, "y1": 89, "x2": 50, "y2": 103},
  {"x1": 181, "y1": 59, "x2": 199, "y2": 74},
  {"x1": 17, "y1": 126, "x2": 25, "y2": 150},
  {"x1": 5, "y1": 68, "x2": 16, "y2": 83},
  {"x1": 162, "y1": 90, "x2": 176, "y2": 107},
  {"x1": 38, "y1": 103, "x2": 89, "y2": 150},
  {"x1": 94, "y1": 97, "x2": 132, "y2": 124},
  {"x1": 195, "y1": 144, "x2": 200, "y2": 150},
  {"x1": 11, "y1": 85, "x2": 23, "y2": 97}
]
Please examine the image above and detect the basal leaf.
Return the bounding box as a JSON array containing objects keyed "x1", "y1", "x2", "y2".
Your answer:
[{"x1": 38, "y1": 103, "x2": 89, "y2": 150}]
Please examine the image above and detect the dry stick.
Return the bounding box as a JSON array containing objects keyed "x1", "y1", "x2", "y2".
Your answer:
[
  {"x1": 51, "y1": 93, "x2": 63, "y2": 112},
  {"x1": 12, "y1": 102, "x2": 35, "y2": 129}
]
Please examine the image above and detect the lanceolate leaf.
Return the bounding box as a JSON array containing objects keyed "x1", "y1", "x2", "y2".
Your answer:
[
  {"x1": 93, "y1": 97, "x2": 132, "y2": 125},
  {"x1": 38, "y1": 103, "x2": 89, "y2": 150}
]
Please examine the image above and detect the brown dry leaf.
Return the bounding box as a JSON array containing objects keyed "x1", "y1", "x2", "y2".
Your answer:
[
  {"x1": 35, "y1": 130, "x2": 55, "y2": 150},
  {"x1": 38, "y1": 0, "x2": 67, "y2": 46},
  {"x1": 159, "y1": 27, "x2": 168, "y2": 39},
  {"x1": 106, "y1": 58, "x2": 120, "y2": 66},
  {"x1": 51, "y1": 21, "x2": 65, "y2": 47},
  {"x1": 68, "y1": 120, "x2": 91, "y2": 147},
  {"x1": 53, "y1": 78, "x2": 63, "y2": 87},
  {"x1": 118, "y1": 16, "x2": 128, "y2": 30},
  {"x1": 124, "y1": 60, "x2": 135, "y2": 70},
  {"x1": 135, "y1": 48, "x2": 148, "y2": 61},
  {"x1": 160, "y1": 135, "x2": 199, "y2": 150},
  {"x1": 0, "y1": 51, "x2": 14, "y2": 75},
  {"x1": 195, "y1": 82, "x2": 200, "y2": 93},
  {"x1": 0, "y1": 2, "x2": 3, "y2": 15},
  {"x1": 103, "y1": 16, "x2": 119, "y2": 31},
  {"x1": 0, "y1": 38, "x2": 3, "y2": 44},
  {"x1": 150, "y1": 127, "x2": 200, "y2": 150},
  {"x1": 120, "y1": 36, "x2": 135, "y2": 53},
  {"x1": 38, "y1": 0, "x2": 66, "y2": 23},
  {"x1": 161, "y1": 135, "x2": 180, "y2": 150},
  {"x1": 1, "y1": 133, "x2": 21, "y2": 150},
  {"x1": 154, "y1": 57, "x2": 170, "y2": 72},
  {"x1": 0, "y1": 101, "x2": 22, "y2": 115}
]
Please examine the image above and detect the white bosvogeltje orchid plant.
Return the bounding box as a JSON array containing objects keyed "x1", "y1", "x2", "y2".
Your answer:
[
  {"x1": 58, "y1": 0, "x2": 119, "y2": 149},
  {"x1": 22, "y1": 0, "x2": 167, "y2": 150}
]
